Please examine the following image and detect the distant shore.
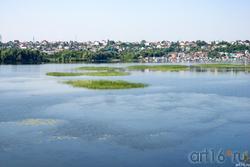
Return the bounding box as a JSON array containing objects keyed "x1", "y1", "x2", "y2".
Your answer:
[{"x1": 1, "y1": 40, "x2": 250, "y2": 64}]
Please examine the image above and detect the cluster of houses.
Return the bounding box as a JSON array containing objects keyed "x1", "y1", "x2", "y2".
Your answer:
[
  {"x1": 141, "y1": 51, "x2": 250, "y2": 63},
  {"x1": 1, "y1": 40, "x2": 250, "y2": 63}
]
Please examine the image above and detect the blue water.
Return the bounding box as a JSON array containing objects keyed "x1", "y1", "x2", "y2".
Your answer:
[{"x1": 0, "y1": 64, "x2": 250, "y2": 167}]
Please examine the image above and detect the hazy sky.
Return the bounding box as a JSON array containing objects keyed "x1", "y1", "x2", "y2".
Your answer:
[{"x1": 1, "y1": 0, "x2": 250, "y2": 42}]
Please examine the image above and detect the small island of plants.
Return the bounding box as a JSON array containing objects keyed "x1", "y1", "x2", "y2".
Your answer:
[
  {"x1": 76, "y1": 66, "x2": 122, "y2": 71},
  {"x1": 127, "y1": 65, "x2": 189, "y2": 71},
  {"x1": 47, "y1": 72, "x2": 87, "y2": 77},
  {"x1": 47, "y1": 71, "x2": 129, "y2": 77},
  {"x1": 192, "y1": 64, "x2": 250, "y2": 72},
  {"x1": 64, "y1": 80, "x2": 147, "y2": 89},
  {"x1": 193, "y1": 64, "x2": 250, "y2": 68}
]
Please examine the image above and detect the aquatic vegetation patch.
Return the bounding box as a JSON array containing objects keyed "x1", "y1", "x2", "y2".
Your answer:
[
  {"x1": 127, "y1": 65, "x2": 189, "y2": 71},
  {"x1": 64, "y1": 80, "x2": 148, "y2": 89},
  {"x1": 79, "y1": 71, "x2": 129, "y2": 76},
  {"x1": 76, "y1": 66, "x2": 122, "y2": 71},
  {"x1": 47, "y1": 71, "x2": 129, "y2": 77},
  {"x1": 194, "y1": 64, "x2": 250, "y2": 68},
  {"x1": 18, "y1": 119, "x2": 61, "y2": 126},
  {"x1": 47, "y1": 72, "x2": 87, "y2": 77}
]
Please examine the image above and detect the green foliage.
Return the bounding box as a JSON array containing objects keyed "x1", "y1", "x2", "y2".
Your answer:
[
  {"x1": 64, "y1": 80, "x2": 147, "y2": 89},
  {"x1": 47, "y1": 71, "x2": 129, "y2": 77},
  {"x1": 127, "y1": 65, "x2": 189, "y2": 71},
  {"x1": 49, "y1": 50, "x2": 119, "y2": 63},
  {"x1": 196, "y1": 40, "x2": 208, "y2": 47},
  {"x1": 194, "y1": 64, "x2": 250, "y2": 68},
  {"x1": 83, "y1": 71, "x2": 129, "y2": 76},
  {"x1": 214, "y1": 43, "x2": 250, "y2": 53},
  {"x1": 48, "y1": 50, "x2": 88, "y2": 63},
  {"x1": 1, "y1": 41, "x2": 249, "y2": 64},
  {"x1": 120, "y1": 52, "x2": 137, "y2": 62},
  {"x1": 76, "y1": 66, "x2": 122, "y2": 71},
  {"x1": 47, "y1": 72, "x2": 87, "y2": 77},
  {"x1": 0, "y1": 48, "x2": 46, "y2": 64},
  {"x1": 208, "y1": 51, "x2": 221, "y2": 58}
]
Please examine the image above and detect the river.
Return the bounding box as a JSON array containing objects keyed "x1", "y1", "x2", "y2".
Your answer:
[{"x1": 0, "y1": 64, "x2": 250, "y2": 167}]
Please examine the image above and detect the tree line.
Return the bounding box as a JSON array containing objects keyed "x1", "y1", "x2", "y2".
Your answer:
[
  {"x1": 0, "y1": 48, "x2": 47, "y2": 64},
  {"x1": 0, "y1": 42, "x2": 250, "y2": 64}
]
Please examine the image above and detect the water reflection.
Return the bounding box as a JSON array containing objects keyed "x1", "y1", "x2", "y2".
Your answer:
[{"x1": 190, "y1": 66, "x2": 250, "y2": 74}]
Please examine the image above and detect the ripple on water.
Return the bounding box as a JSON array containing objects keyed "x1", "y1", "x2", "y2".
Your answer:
[{"x1": 40, "y1": 92, "x2": 250, "y2": 150}]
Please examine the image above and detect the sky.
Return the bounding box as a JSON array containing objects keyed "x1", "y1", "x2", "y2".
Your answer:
[{"x1": 0, "y1": 0, "x2": 250, "y2": 42}]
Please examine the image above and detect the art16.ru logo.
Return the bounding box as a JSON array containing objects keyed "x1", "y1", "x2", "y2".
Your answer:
[{"x1": 188, "y1": 149, "x2": 250, "y2": 166}]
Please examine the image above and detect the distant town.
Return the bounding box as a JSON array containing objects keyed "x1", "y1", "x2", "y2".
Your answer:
[{"x1": 0, "y1": 39, "x2": 250, "y2": 64}]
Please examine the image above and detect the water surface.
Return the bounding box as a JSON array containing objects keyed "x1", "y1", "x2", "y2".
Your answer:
[{"x1": 0, "y1": 64, "x2": 250, "y2": 167}]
